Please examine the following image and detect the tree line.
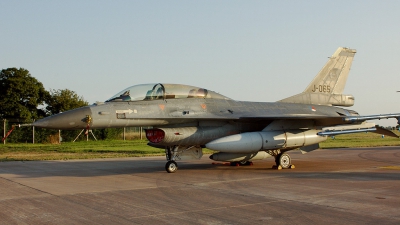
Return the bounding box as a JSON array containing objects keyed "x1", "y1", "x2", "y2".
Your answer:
[{"x1": 1, "y1": 67, "x2": 124, "y2": 143}]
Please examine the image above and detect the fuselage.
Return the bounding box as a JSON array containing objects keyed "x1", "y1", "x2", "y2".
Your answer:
[{"x1": 33, "y1": 98, "x2": 358, "y2": 131}]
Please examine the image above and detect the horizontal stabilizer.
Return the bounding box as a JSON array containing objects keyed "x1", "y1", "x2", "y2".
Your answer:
[
  {"x1": 374, "y1": 126, "x2": 399, "y2": 138},
  {"x1": 318, "y1": 122, "x2": 399, "y2": 138}
]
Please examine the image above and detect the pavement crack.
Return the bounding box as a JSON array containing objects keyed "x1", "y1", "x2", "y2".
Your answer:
[{"x1": 0, "y1": 175, "x2": 55, "y2": 197}]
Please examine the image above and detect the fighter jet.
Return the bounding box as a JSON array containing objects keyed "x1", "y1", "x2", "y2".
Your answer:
[{"x1": 33, "y1": 47, "x2": 400, "y2": 173}]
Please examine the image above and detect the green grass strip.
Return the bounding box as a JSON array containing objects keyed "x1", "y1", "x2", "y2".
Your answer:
[{"x1": 0, "y1": 132, "x2": 399, "y2": 161}]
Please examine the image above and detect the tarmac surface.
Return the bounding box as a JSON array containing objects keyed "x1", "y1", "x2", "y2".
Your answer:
[{"x1": 0, "y1": 146, "x2": 400, "y2": 224}]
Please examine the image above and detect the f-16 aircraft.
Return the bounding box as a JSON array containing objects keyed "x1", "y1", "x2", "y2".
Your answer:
[{"x1": 33, "y1": 47, "x2": 400, "y2": 173}]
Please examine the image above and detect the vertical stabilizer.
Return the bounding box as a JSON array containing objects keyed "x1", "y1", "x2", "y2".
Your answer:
[
  {"x1": 279, "y1": 47, "x2": 357, "y2": 107},
  {"x1": 304, "y1": 47, "x2": 356, "y2": 94}
]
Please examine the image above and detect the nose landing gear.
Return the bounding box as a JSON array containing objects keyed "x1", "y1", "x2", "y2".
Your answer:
[{"x1": 165, "y1": 146, "x2": 179, "y2": 173}]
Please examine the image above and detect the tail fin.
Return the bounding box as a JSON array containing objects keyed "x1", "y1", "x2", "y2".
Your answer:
[{"x1": 279, "y1": 47, "x2": 357, "y2": 107}]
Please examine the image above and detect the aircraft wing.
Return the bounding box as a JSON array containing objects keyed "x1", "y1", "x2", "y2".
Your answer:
[
  {"x1": 136, "y1": 112, "x2": 400, "y2": 122},
  {"x1": 239, "y1": 113, "x2": 400, "y2": 138}
]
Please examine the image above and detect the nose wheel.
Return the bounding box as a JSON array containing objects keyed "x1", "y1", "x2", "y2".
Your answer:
[
  {"x1": 165, "y1": 146, "x2": 179, "y2": 173},
  {"x1": 165, "y1": 161, "x2": 178, "y2": 173}
]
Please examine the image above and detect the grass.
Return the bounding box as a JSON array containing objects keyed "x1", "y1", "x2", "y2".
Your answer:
[
  {"x1": 0, "y1": 132, "x2": 399, "y2": 161},
  {"x1": 0, "y1": 140, "x2": 164, "y2": 161},
  {"x1": 320, "y1": 131, "x2": 400, "y2": 148}
]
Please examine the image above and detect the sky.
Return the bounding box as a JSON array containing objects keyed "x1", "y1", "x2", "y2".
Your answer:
[{"x1": 1, "y1": 0, "x2": 399, "y2": 126}]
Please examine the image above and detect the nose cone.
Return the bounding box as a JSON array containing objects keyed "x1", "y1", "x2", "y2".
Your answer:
[{"x1": 33, "y1": 106, "x2": 92, "y2": 130}]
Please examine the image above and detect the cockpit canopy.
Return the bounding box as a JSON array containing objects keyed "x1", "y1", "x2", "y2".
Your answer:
[{"x1": 106, "y1": 83, "x2": 231, "y2": 102}]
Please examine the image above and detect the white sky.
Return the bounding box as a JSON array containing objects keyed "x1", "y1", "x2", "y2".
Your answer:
[{"x1": 1, "y1": 0, "x2": 399, "y2": 126}]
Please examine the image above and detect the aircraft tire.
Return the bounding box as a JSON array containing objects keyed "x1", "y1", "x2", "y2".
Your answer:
[
  {"x1": 279, "y1": 153, "x2": 291, "y2": 169},
  {"x1": 165, "y1": 161, "x2": 178, "y2": 173}
]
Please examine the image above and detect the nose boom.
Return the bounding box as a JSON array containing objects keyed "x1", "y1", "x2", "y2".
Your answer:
[{"x1": 33, "y1": 106, "x2": 92, "y2": 130}]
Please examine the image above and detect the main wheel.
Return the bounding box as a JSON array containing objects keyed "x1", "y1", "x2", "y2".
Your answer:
[
  {"x1": 278, "y1": 153, "x2": 291, "y2": 169},
  {"x1": 165, "y1": 161, "x2": 178, "y2": 173}
]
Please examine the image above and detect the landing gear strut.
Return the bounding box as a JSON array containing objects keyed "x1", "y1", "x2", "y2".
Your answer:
[
  {"x1": 273, "y1": 153, "x2": 295, "y2": 170},
  {"x1": 165, "y1": 146, "x2": 178, "y2": 173}
]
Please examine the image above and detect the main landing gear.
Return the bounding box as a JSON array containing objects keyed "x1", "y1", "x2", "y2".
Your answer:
[
  {"x1": 273, "y1": 153, "x2": 295, "y2": 170},
  {"x1": 165, "y1": 146, "x2": 178, "y2": 173}
]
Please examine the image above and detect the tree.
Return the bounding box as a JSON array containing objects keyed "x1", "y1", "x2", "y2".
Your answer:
[
  {"x1": 0, "y1": 68, "x2": 48, "y2": 121},
  {"x1": 44, "y1": 90, "x2": 125, "y2": 141},
  {"x1": 44, "y1": 89, "x2": 89, "y2": 142},
  {"x1": 45, "y1": 89, "x2": 88, "y2": 115},
  {"x1": 0, "y1": 68, "x2": 91, "y2": 143}
]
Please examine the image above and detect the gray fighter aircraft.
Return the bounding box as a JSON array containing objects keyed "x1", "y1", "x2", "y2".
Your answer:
[{"x1": 33, "y1": 47, "x2": 400, "y2": 173}]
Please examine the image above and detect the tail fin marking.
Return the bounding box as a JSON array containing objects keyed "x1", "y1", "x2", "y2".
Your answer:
[{"x1": 279, "y1": 47, "x2": 356, "y2": 107}]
